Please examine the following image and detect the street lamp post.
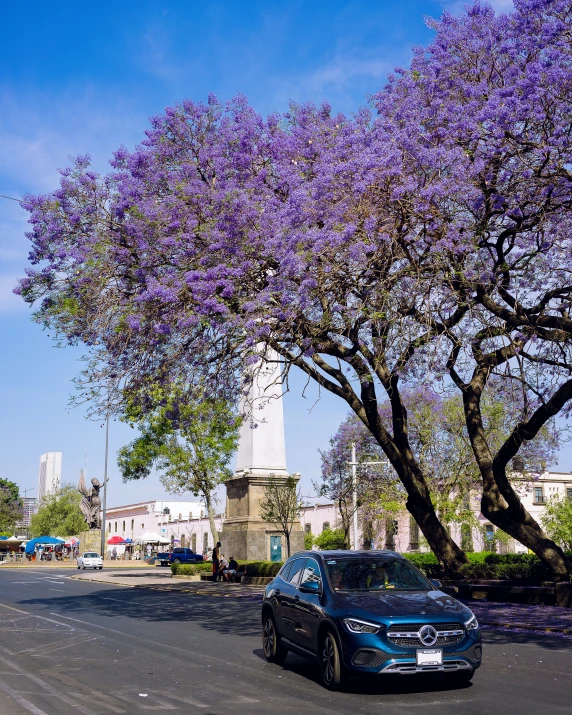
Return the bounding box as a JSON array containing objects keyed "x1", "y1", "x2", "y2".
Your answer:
[{"x1": 100, "y1": 414, "x2": 109, "y2": 559}]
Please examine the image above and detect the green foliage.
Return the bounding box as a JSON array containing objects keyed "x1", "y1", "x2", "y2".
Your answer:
[
  {"x1": 313, "y1": 528, "x2": 347, "y2": 550},
  {"x1": 118, "y1": 385, "x2": 241, "y2": 544},
  {"x1": 170, "y1": 562, "x2": 212, "y2": 576},
  {"x1": 541, "y1": 496, "x2": 572, "y2": 552},
  {"x1": 29, "y1": 483, "x2": 84, "y2": 537},
  {"x1": 304, "y1": 530, "x2": 314, "y2": 550},
  {"x1": 0, "y1": 479, "x2": 23, "y2": 533}
]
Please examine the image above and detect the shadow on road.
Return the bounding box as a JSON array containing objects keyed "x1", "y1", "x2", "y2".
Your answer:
[
  {"x1": 19, "y1": 587, "x2": 261, "y2": 637},
  {"x1": 252, "y1": 647, "x2": 475, "y2": 695}
]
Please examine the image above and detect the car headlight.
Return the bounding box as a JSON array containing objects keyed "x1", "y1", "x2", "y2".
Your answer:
[
  {"x1": 464, "y1": 613, "x2": 479, "y2": 631},
  {"x1": 343, "y1": 618, "x2": 381, "y2": 634}
]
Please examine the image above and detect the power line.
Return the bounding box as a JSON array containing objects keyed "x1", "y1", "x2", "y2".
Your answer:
[{"x1": 0, "y1": 193, "x2": 23, "y2": 203}]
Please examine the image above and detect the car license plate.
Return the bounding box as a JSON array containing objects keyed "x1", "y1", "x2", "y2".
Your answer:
[{"x1": 416, "y1": 649, "x2": 442, "y2": 666}]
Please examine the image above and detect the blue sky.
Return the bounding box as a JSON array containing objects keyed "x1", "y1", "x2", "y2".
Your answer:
[{"x1": 3, "y1": 0, "x2": 554, "y2": 511}]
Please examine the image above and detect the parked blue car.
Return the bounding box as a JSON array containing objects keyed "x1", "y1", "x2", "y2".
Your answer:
[{"x1": 261, "y1": 550, "x2": 481, "y2": 690}]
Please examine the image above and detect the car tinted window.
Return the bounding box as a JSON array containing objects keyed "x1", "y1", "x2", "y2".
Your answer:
[
  {"x1": 300, "y1": 558, "x2": 322, "y2": 588},
  {"x1": 325, "y1": 558, "x2": 430, "y2": 592},
  {"x1": 173, "y1": 548, "x2": 183, "y2": 553},
  {"x1": 287, "y1": 558, "x2": 307, "y2": 586},
  {"x1": 279, "y1": 560, "x2": 294, "y2": 582}
]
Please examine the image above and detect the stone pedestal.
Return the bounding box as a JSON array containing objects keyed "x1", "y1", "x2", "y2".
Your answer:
[
  {"x1": 79, "y1": 529, "x2": 103, "y2": 555},
  {"x1": 220, "y1": 471, "x2": 304, "y2": 562}
]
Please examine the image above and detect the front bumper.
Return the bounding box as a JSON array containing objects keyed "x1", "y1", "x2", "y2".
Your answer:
[{"x1": 339, "y1": 626, "x2": 482, "y2": 675}]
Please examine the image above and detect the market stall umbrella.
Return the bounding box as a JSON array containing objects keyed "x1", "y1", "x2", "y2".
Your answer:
[
  {"x1": 24, "y1": 536, "x2": 64, "y2": 554},
  {"x1": 108, "y1": 535, "x2": 127, "y2": 545},
  {"x1": 138, "y1": 531, "x2": 170, "y2": 544},
  {"x1": 64, "y1": 537, "x2": 79, "y2": 546}
]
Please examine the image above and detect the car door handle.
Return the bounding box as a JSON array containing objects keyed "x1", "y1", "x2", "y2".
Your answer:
[{"x1": 294, "y1": 595, "x2": 300, "y2": 601}]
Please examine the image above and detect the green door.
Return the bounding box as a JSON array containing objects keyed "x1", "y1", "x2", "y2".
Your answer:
[{"x1": 270, "y1": 535, "x2": 282, "y2": 562}]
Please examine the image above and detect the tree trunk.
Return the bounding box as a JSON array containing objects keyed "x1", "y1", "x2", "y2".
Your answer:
[
  {"x1": 203, "y1": 490, "x2": 218, "y2": 547},
  {"x1": 463, "y1": 387, "x2": 569, "y2": 580},
  {"x1": 285, "y1": 531, "x2": 291, "y2": 558}
]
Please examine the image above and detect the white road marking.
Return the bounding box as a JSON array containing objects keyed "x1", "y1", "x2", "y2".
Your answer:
[
  {"x1": 49, "y1": 588, "x2": 64, "y2": 592},
  {"x1": 0, "y1": 678, "x2": 51, "y2": 715}
]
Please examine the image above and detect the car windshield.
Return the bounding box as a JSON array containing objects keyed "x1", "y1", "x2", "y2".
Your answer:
[
  {"x1": 325, "y1": 558, "x2": 431, "y2": 592},
  {"x1": 84, "y1": 553, "x2": 99, "y2": 558}
]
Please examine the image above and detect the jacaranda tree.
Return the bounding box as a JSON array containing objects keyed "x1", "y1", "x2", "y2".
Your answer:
[{"x1": 18, "y1": 0, "x2": 572, "y2": 577}]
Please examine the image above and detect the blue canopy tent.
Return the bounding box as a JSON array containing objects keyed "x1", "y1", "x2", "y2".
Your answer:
[{"x1": 24, "y1": 536, "x2": 64, "y2": 554}]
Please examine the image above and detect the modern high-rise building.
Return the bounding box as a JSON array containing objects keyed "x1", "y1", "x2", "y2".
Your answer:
[{"x1": 38, "y1": 452, "x2": 62, "y2": 502}]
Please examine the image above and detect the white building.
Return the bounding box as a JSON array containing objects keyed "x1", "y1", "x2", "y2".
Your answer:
[
  {"x1": 37, "y1": 452, "x2": 62, "y2": 502},
  {"x1": 105, "y1": 499, "x2": 212, "y2": 551},
  {"x1": 299, "y1": 470, "x2": 572, "y2": 555}
]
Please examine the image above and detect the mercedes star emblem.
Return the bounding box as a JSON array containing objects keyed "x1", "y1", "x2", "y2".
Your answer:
[{"x1": 419, "y1": 625, "x2": 438, "y2": 646}]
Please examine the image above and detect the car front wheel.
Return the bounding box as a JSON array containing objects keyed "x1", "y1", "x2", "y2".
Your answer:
[
  {"x1": 262, "y1": 614, "x2": 288, "y2": 664},
  {"x1": 320, "y1": 631, "x2": 344, "y2": 690}
]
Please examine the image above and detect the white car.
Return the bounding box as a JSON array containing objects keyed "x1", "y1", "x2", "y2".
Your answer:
[{"x1": 77, "y1": 552, "x2": 103, "y2": 570}]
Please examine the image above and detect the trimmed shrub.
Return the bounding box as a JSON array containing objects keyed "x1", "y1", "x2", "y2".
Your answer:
[
  {"x1": 242, "y1": 561, "x2": 283, "y2": 577},
  {"x1": 171, "y1": 562, "x2": 212, "y2": 576}
]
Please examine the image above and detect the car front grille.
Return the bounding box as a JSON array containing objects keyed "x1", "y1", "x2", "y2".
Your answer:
[{"x1": 387, "y1": 622, "x2": 465, "y2": 648}]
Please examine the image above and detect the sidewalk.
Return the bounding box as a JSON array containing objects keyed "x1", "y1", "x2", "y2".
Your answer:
[
  {"x1": 72, "y1": 568, "x2": 265, "y2": 599},
  {"x1": 72, "y1": 569, "x2": 572, "y2": 636}
]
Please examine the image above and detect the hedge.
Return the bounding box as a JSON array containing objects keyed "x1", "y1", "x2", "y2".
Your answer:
[
  {"x1": 170, "y1": 562, "x2": 213, "y2": 576},
  {"x1": 404, "y1": 551, "x2": 571, "y2": 581}
]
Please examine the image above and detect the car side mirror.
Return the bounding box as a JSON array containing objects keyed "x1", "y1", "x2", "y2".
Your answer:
[
  {"x1": 299, "y1": 580, "x2": 321, "y2": 595},
  {"x1": 430, "y1": 579, "x2": 442, "y2": 589}
]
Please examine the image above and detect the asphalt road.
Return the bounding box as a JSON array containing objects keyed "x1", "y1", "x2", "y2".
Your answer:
[{"x1": 0, "y1": 568, "x2": 570, "y2": 715}]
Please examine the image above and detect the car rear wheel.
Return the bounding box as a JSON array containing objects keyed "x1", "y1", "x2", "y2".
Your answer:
[
  {"x1": 320, "y1": 631, "x2": 345, "y2": 690},
  {"x1": 262, "y1": 614, "x2": 288, "y2": 664},
  {"x1": 173, "y1": 558, "x2": 181, "y2": 564}
]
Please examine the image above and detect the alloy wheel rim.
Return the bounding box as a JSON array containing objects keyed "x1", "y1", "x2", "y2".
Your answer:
[
  {"x1": 263, "y1": 619, "x2": 275, "y2": 657},
  {"x1": 322, "y1": 636, "x2": 334, "y2": 683}
]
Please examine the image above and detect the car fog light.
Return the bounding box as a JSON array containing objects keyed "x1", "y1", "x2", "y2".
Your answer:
[
  {"x1": 343, "y1": 618, "x2": 381, "y2": 634},
  {"x1": 464, "y1": 613, "x2": 479, "y2": 631}
]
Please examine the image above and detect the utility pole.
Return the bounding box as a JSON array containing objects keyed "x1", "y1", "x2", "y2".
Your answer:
[
  {"x1": 348, "y1": 448, "x2": 391, "y2": 551},
  {"x1": 351, "y1": 443, "x2": 358, "y2": 550}
]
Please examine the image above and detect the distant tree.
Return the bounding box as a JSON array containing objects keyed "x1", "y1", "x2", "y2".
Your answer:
[
  {"x1": 313, "y1": 528, "x2": 347, "y2": 551},
  {"x1": 117, "y1": 386, "x2": 241, "y2": 546},
  {"x1": 30, "y1": 484, "x2": 84, "y2": 537},
  {"x1": 0, "y1": 479, "x2": 23, "y2": 533},
  {"x1": 259, "y1": 476, "x2": 304, "y2": 558},
  {"x1": 304, "y1": 530, "x2": 314, "y2": 550},
  {"x1": 541, "y1": 497, "x2": 572, "y2": 553}
]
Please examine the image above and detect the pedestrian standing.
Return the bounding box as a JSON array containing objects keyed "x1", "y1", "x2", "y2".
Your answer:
[{"x1": 212, "y1": 541, "x2": 221, "y2": 582}]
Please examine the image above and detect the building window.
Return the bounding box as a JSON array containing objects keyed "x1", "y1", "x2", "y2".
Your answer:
[
  {"x1": 534, "y1": 487, "x2": 544, "y2": 504},
  {"x1": 131, "y1": 519, "x2": 134, "y2": 531},
  {"x1": 385, "y1": 519, "x2": 397, "y2": 550},
  {"x1": 203, "y1": 532, "x2": 209, "y2": 554},
  {"x1": 107, "y1": 522, "x2": 111, "y2": 532},
  {"x1": 304, "y1": 523, "x2": 311, "y2": 534},
  {"x1": 409, "y1": 518, "x2": 420, "y2": 550},
  {"x1": 191, "y1": 534, "x2": 197, "y2": 551},
  {"x1": 114, "y1": 522, "x2": 117, "y2": 533},
  {"x1": 461, "y1": 524, "x2": 474, "y2": 552},
  {"x1": 566, "y1": 488, "x2": 572, "y2": 501},
  {"x1": 322, "y1": 522, "x2": 330, "y2": 533},
  {"x1": 141, "y1": 523, "x2": 144, "y2": 529},
  {"x1": 181, "y1": 534, "x2": 186, "y2": 547},
  {"x1": 122, "y1": 521, "x2": 125, "y2": 532}
]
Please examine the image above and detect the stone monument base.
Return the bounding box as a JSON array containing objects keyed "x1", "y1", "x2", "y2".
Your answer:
[
  {"x1": 220, "y1": 526, "x2": 304, "y2": 562},
  {"x1": 78, "y1": 529, "x2": 103, "y2": 556}
]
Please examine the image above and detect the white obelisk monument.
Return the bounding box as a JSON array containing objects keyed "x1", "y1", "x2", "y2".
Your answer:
[{"x1": 220, "y1": 349, "x2": 304, "y2": 561}]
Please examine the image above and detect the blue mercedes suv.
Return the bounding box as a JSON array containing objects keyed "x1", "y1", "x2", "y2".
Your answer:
[{"x1": 261, "y1": 550, "x2": 481, "y2": 689}]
